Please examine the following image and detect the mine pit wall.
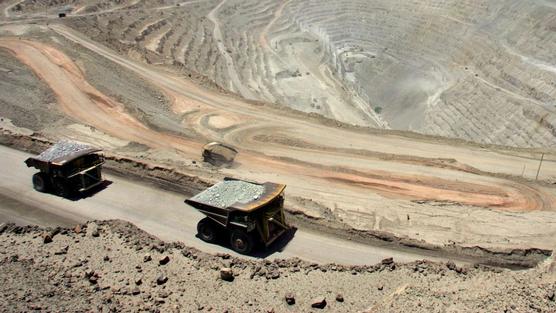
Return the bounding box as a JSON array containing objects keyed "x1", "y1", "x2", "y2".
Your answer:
[
  {"x1": 0, "y1": 132, "x2": 552, "y2": 269},
  {"x1": 46, "y1": 0, "x2": 556, "y2": 148},
  {"x1": 291, "y1": 10, "x2": 458, "y2": 134},
  {"x1": 277, "y1": 0, "x2": 556, "y2": 147}
]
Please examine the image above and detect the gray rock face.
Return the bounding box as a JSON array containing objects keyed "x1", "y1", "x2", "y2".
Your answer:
[{"x1": 190, "y1": 180, "x2": 265, "y2": 209}]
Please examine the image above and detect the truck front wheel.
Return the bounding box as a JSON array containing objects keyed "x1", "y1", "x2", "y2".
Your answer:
[
  {"x1": 230, "y1": 229, "x2": 254, "y2": 255},
  {"x1": 32, "y1": 173, "x2": 49, "y2": 192},
  {"x1": 197, "y1": 218, "x2": 219, "y2": 243}
]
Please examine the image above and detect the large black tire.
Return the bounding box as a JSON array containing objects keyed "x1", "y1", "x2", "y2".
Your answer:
[
  {"x1": 197, "y1": 218, "x2": 219, "y2": 243},
  {"x1": 229, "y1": 229, "x2": 254, "y2": 255},
  {"x1": 53, "y1": 179, "x2": 71, "y2": 198},
  {"x1": 32, "y1": 173, "x2": 49, "y2": 192}
]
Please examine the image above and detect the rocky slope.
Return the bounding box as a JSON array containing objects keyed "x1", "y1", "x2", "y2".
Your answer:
[{"x1": 1, "y1": 220, "x2": 555, "y2": 312}]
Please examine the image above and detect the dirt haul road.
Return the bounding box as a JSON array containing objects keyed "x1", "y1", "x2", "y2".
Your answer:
[
  {"x1": 0, "y1": 145, "x2": 451, "y2": 265},
  {"x1": 0, "y1": 25, "x2": 555, "y2": 249}
]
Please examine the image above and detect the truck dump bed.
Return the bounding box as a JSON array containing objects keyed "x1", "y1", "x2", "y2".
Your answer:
[
  {"x1": 187, "y1": 179, "x2": 285, "y2": 213},
  {"x1": 25, "y1": 140, "x2": 101, "y2": 169}
]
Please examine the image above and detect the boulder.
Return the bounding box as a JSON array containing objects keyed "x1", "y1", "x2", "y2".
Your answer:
[
  {"x1": 88, "y1": 275, "x2": 98, "y2": 284},
  {"x1": 143, "y1": 254, "x2": 152, "y2": 262},
  {"x1": 335, "y1": 294, "x2": 344, "y2": 302},
  {"x1": 55, "y1": 245, "x2": 69, "y2": 255},
  {"x1": 311, "y1": 296, "x2": 327, "y2": 309},
  {"x1": 42, "y1": 233, "x2": 53, "y2": 244},
  {"x1": 202, "y1": 142, "x2": 238, "y2": 166},
  {"x1": 156, "y1": 275, "x2": 168, "y2": 285},
  {"x1": 284, "y1": 293, "x2": 295, "y2": 305},
  {"x1": 88, "y1": 223, "x2": 99, "y2": 237},
  {"x1": 159, "y1": 255, "x2": 170, "y2": 265},
  {"x1": 220, "y1": 268, "x2": 234, "y2": 282}
]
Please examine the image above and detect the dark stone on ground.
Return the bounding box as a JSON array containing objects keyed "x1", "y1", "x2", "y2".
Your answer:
[
  {"x1": 285, "y1": 293, "x2": 295, "y2": 305},
  {"x1": 311, "y1": 296, "x2": 327, "y2": 309}
]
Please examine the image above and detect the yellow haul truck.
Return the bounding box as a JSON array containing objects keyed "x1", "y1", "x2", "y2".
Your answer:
[{"x1": 185, "y1": 178, "x2": 290, "y2": 254}]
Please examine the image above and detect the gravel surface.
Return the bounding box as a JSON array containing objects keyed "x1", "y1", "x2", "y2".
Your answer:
[
  {"x1": 0, "y1": 49, "x2": 59, "y2": 130},
  {"x1": 190, "y1": 180, "x2": 265, "y2": 208},
  {"x1": 35, "y1": 140, "x2": 93, "y2": 162},
  {"x1": 0, "y1": 220, "x2": 555, "y2": 313}
]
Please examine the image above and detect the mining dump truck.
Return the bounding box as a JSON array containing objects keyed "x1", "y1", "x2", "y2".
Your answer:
[
  {"x1": 185, "y1": 178, "x2": 290, "y2": 254},
  {"x1": 24, "y1": 141, "x2": 104, "y2": 197}
]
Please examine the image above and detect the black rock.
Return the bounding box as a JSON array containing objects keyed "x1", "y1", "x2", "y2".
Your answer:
[
  {"x1": 156, "y1": 275, "x2": 168, "y2": 285},
  {"x1": 143, "y1": 254, "x2": 152, "y2": 262},
  {"x1": 88, "y1": 276, "x2": 98, "y2": 284},
  {"x1": 159, "y1": 255, "x2": 170, "y2": 265},
  {"x1": 285, "y1": 293, "x2": 295, "y2": 305},
  {"x1": 311, "y1": 297, "x2": 327, "y2": 309},
  {"x1": 43, "y1": 233, "x2": 53, "y2": 244},
  {"x1": 220, "y1": 268, "x2": 234, "y2": 282}
]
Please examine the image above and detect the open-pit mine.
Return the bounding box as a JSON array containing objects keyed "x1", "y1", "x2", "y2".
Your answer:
[{"x1": 0, "y1": 0, "x2": 555, "y2": 312}]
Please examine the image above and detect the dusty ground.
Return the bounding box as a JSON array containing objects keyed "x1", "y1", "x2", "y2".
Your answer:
[{"x1": 1, "y1": 220, "x2": 555, "y2": 312}]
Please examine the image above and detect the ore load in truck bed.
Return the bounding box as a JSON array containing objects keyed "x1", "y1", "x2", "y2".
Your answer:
[
  {"x1": 189, "y1": 180, "x2": 265, "y2": 209},
  {"x1": 30, "y1": 140, "x2": 100, "y2": 165}
]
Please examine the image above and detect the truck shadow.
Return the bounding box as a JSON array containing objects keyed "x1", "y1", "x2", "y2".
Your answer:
[
  {"x1": 64, "y1": 180, "x2": 113, "y2": 201},
  {"x1": 198, "y1": 227, "x2": 298, "y2": 258},
  {"x1": 251, "y1": 226, "x2": 298, "y2": 258}
]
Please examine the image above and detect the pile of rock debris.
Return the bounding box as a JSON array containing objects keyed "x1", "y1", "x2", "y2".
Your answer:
[{"x1": 0, "y1": 220, "x2": 554, "y2": 312}]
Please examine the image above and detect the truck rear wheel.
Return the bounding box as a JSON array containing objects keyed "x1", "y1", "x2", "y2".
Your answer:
[
  {"x1": 230, "y1": 229, "x2": 254, "y2": 255},
  {"x1": 197, "y1": 218, "x2": 219, "y2": 243},
  {"x1": 32, "y1": 173, "x2": 48, "y2": 192}
]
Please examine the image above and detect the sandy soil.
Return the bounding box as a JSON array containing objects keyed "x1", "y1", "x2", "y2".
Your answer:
[{"x1": 0, "y1": 220, "x2": 555, "y2": 312}]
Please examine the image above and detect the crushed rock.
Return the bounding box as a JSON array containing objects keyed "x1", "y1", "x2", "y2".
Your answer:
[
  {"x1": 35, "y1": 140, "x2": 94, "y2": 162},
  {"x1": 189, "y1": 180, "x2": 265, "y2": 208}
]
